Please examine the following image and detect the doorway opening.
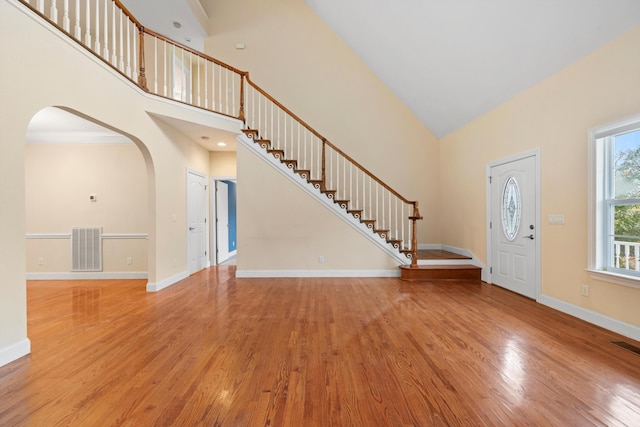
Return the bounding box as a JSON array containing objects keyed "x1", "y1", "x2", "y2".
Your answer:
[{"x1": 211, "y1": 177, "x2": 237, "y2": 265}]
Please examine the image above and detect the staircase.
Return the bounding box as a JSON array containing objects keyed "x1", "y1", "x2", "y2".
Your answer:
[{"x1": 18, "y1": 0, "x2": 424, "y2": 270}]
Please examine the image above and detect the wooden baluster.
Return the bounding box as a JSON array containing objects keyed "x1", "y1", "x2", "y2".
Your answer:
[
  {"x1": 111, "y1": 2, "x2": 117, "y2": 65},
  {"x1": 62, "y1": 0, "x2": 71, "y2": 31},
  {"x1": 250, "y1": 85, "x2": 254, "y2": 130},
  {"x1": 132, "y1": 22, "x2": 137, "y2": 81},
  {"x1": 401, "y1": 203, "x2": 405, "y2": 248},
  {"x1": 95, "y1": 0, "x2": 100, "y2": 52},
  {"x1": 204, "y1": 62, "x2": 209, "y2": 109},
  {"x1": 615, "y1": 243, "x2": 620, "y2": 268},
  {"x1": 257, "y1": 90, "x2": 262, "y2": 135},
  {"x1": 36, "y1": 0, "x2": 44, "y2": 13},
  {"x1": 62, "y1": 0, "x2": 69, "y2": 31},
  {"x1": 635, "y1": 244, "x2": 639, "y2": 271},
  {"x1": 225, "y1": 68, "x2": 229, "y2": 115},
  {"x1": 231, "y1": 71, "x2": 235, "y2": 115},
  {"x1": 152, "y1": 37, "x2": 158, "y2": 93},
  {"x1": 118, "y1": 9, "x2": 124, "y2": 71},
  {"x1": 323, "y1": 143, "x2": 328, "y2": 189},
  {"x1": 126, "y1": 17, "x2": 131, "y2": 77},
  {"x1": 162, "y1": 41, "x2": 167, "y2": 96},
  {"x1": 297, "y1": 123, "x2": 300, "y2": 166},
  {"x1": 101, "y1": 0, "x2": 108, "y2": 58},
  {"x1": 84, "y1": 1, "x2": 92, "y2": 46},
  {"x1": 50, "y1": 0, "x2": 58, "y2": 24},
  {"x1": 74, "y1": 0, "x2": 80, "y2": 39},
  {"x1": 196, "y1": 56, "x2": 201, "y2": 107},
  {"x1": 218, "y1": 65, "x2": 222, "y2": 113},
  {"x1": 189, "y1": 51, "x2": 193, "y2": 103}
]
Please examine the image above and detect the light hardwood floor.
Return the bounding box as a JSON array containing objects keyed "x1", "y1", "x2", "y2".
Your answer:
[{"x1": 1, "y1": 267, "x2": 639, "y2": 426}]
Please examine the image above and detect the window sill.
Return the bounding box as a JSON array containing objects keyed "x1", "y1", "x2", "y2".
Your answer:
[{"x1": 587, "y1": 269, "x2": 640, "y2": 289}]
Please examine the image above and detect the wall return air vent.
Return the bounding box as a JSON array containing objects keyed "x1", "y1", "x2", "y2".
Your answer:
[{"x1": 71, "y1": 227, "x2": 103, "y2": 272}]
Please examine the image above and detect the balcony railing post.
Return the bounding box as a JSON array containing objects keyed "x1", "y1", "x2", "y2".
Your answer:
[
  {"x1": 239, "y1": 73, "x2": 246, "y2": 123},
  {"x1": 137, "y1": 27, "x2": 147, "y2": 90}
]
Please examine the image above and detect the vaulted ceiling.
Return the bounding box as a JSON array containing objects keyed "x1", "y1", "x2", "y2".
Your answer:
[
  {"x1": 304, "y1": 0, "x2": 640, "y2": 137},
  {"x1": 130, "y1": 0, "x2": 640, "y2": 139},
  {"x1": 44, "y1": 0, "x2": 638, "y2": 145}
]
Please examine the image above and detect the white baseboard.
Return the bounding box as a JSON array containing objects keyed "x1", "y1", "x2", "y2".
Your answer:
[
  {"x1": 0, "y1": 338, "x2": 31, "y2": 368},
  {"x1": 235, "y1": 269, "x2": 401, "y2": 278},
  {"x1": 146, "y1": 271, "x2": 188, "y2": 292},
  {"x1": 27, "y1": 272, "x2": 148, "y2": 280},
  {"x1": 539, "y1": 294, "x2": 640, "y2": 342}
]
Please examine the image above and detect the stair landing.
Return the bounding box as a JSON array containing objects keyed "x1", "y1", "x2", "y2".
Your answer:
[{"x1": 400, "y1": 250, "x2": 481, "y2": 281}]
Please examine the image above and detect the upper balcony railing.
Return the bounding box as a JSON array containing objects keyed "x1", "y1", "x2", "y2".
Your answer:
[{"x1": 17, "y1": 0, "x2": 422, "y2": 265}]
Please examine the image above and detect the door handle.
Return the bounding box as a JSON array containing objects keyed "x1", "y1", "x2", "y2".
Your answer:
[
  {"x1": 189, "y1": 227, "x2": 195, "y2": 231},
  {"x1": 523, "y1": 234, "x2": 534, "y2": 240}
]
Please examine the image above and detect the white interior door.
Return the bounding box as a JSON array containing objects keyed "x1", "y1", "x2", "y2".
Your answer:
[
  {"x1": 216, "y1": 181, "x2": 230, "y2": 263},
  {"x1": 490, "y1": 154, "x2": 538, "y2": 299},
  {"x1": 187, "y1": 171, "x2": 207, "y2": 275}
]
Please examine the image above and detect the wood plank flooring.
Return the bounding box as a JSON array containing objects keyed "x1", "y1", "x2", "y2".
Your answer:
[{"x1": 1, "y1": 267, "x2": 640, "y2": 426}]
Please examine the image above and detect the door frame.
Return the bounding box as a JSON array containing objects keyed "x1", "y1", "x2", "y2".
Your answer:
[
  {"x1": 210, "y1": 175, "x2": 236, "y2": 265},
  {"x1": 486, "y1": 148, "x2": 541, "y2": 301},
  {"x1": 186, "y1": 168, "x2": 208, "y2": 275}
]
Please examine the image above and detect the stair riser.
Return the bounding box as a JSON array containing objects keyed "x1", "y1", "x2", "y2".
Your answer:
[{"x1": 400, "y1": 268, "x2": 481, "y2": 281}]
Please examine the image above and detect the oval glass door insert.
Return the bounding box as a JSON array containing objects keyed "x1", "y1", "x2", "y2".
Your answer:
[{"x1": 501, "y1": 176, "x2": 521, "y2": 241}]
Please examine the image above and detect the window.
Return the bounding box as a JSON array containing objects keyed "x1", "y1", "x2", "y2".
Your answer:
[{"x1": 589, "y1": 115, "x2": 640, "y2": 286}]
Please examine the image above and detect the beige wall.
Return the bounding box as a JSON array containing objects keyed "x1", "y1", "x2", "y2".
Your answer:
[
  {"x1": 25, "y1": 143, "x2": 148, "y2": 274},
  {"x1": 203, "y1": 0, "x2": 440, "y2": 244},
  {"x1": 439, "y1": 26, "x2": 640, "y2": 327},
  {"x1": 237, "y1": 145, "x2": 400, "y2": 272},
  {"x1": 209, "y1": 151, "x2": 237, "y2": 177},
  {"x1": 0, "y1": 0, "x2": 218, "y2": 361}
]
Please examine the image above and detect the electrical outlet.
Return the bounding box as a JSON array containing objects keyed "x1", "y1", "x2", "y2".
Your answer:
[
  {"x1": 126, "y1": 257, "x2": 132, "y2": 265},
  {"x1": 581, "y1": 284, "x2": 589, "y2": 297},
  {"x1": 38, "y1": 257, "x2": 44, "y2": 265},
  {"x1": 319, "y1": 256, "x2": 325, "y2": 263}
]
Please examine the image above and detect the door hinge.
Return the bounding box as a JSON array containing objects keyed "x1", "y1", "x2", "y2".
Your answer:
[
  {"x1": 204, "y1": 218, "x2": 207, "y2": 223},
  {"x1": 205, "y1": 185, "x2": 207, "y2": 190},
  {"x1": 205, "y1": 251, "x2": 207, "y2": 256},
  {"x1": 490, "y1": 267, "x2": 493, "y2": 274},
  {"x1": 489, "y1": 221, "x2": 492, "y2": 229}
]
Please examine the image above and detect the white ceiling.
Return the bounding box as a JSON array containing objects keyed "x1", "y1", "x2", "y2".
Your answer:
[{"x1": 304, "y1": 0, "x2": 640, "y2": 137}]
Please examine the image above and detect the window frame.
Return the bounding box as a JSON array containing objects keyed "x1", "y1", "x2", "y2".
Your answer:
[{"x1": 588, "y1": 114, "x2": 640, "y2": 289}]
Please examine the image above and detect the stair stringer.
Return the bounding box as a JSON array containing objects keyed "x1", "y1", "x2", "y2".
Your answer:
[{"x1": 236, "y1": 133, "x2": 410, "y2": 265}]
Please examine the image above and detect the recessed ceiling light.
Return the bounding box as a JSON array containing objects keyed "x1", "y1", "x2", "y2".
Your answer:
[
  {"x1": 173, "y1": 21, "x2": 182, "y2": 29},
  {"x1": 201, "y1": 136, "x2": 210, "y2": 140},
  {"x1": 217, "y1": 142, "x2": 227, "y2": 147},
  {"x1": 185, "y1": 38, "x2": 192, "y2": 43}
]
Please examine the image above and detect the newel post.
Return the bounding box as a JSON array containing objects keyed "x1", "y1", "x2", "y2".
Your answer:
[
  {"x1": 321, "y1": 139, "x2": 327, "y2": 188},
  {"x1": 410, "y1": 202, "x2": 423, "y2": 267},
  {"x1": 238, "y1": 72, "x2": 246, "y2": 123},
  {"x1": 137, "y1": 26, "x2": 147, "y2": 90}
]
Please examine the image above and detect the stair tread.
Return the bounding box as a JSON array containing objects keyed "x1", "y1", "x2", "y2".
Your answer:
[{"x1": 399, "y1": 264, "x2": 479, "y2": 270}]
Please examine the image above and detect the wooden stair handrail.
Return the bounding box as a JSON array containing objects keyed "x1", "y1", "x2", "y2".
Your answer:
[
  {"x1": 140, "y1": 28, "x2": 247, "y2": 77},
  {"x1": 244, "y1": 75, "x2": 418, "y2": 208}
]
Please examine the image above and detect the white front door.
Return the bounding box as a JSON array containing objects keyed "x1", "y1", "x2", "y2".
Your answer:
[
  {"x1": 216, "y1": 181, "x2": 230, "y2": 263},
  {"x1": 187, "y1": 171, "x2": 207, "y2": 274},
  {"x1": 489, "y1": 154, "x2": 538, "y2": 299}
]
